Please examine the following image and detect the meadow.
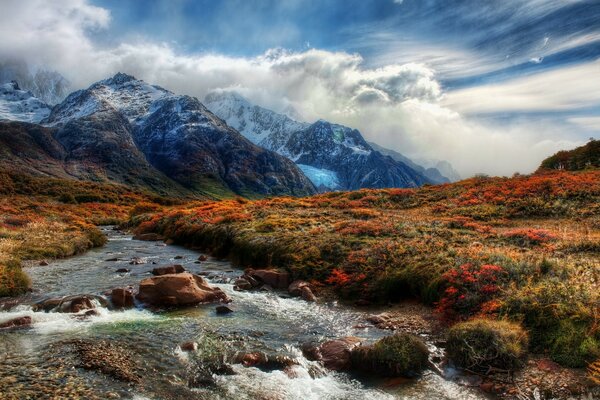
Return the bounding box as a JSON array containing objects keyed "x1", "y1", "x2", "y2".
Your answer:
[{"x1": 132, "y1": 170, "x2": 600, "y2": 371}]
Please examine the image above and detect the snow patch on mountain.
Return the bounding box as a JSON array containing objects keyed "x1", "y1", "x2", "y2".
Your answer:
[{"x1": 0, "y1": 81, "x2": 51, "y2": 123}]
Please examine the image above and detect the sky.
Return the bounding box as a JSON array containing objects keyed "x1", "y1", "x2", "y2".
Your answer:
[{"x1": 0, "y1": 0, "x2": 599, "y2": 177}]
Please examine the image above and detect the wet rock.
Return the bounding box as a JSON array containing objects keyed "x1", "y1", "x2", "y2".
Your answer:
[
  {"x1": 300, "y1": 286, "x2": 317, "y2": 302},
  {"x1": 233, "y1": 278, "x2": 253, "y2": 291},
  {"x1": 288, "y1": 280, "x2": 309, "y2": 296},
  {"x1": 33, "y1": 297, "x2": 62, "y2": 312},
  {"x1": 105, "y1": 257, "x2": 120, "y2": 262},
  {"x1": 129, "y1": 257, "x2": 147, "y2": 265},
  {"x1": 216, "y1": 305, "x2": 234, "y2": 315},
  {"x1": 0, "y1": 315, "x2": 32, "y2": 330},
  {"x1": 180, "y1": 341, "x2": 198, "y2": 352},
  {"x1": 174, "y1": 255, "x2": 184, "y2": 260},
  {"x1": 367, "y1": 312, "x2": 392, "y2": 326},
  {"x1": 237, "y1": 351, "x2": 267, "y2": 367},
  {"x1": 246, "y1": 268, "x2": 290, "y2": 289},
  {"x1": 136, "y1": 273, "x2": 230, "y2": 307},
  {"x1": 110, "y1": 287, "x2": 135, "y2": 309},
  {"x1": 198, "y1": 255, "x2": 208, "y2": 261},
  {"x1": 115, "y1": 268, "x2": 130, "y2": 273},
  {"x1": 316, "y1": 337, "x2": 362, "y2": 371},
  {"x1": 39, "y1": 260, "x2": 49, "y2": 266},
  {"x1": 37, "y1": 295, "x2": 107, "y2": 313},
  {"x1": 133, "y1": 233, "x2": 165, "y2": 241},
  {"x1": 151, "y1": 264, "x2": 185, "y2": 276}
]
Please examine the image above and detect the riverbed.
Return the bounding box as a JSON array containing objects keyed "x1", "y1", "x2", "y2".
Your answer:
[{"x1": 0, "y1": 227, "x2": 487, "y2": 399}]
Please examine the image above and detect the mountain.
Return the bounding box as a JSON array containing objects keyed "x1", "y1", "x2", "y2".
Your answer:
[
  {"x1": 368, "y1": 141, "x2": 450, "y2": 184},
  {"x1": 0, "y1": 59, "x2": 70, "y2": 105},
  {"x1": 0, "y1": 81, "x2": 51, "y2": 123},
  {"x1": 433, "y1": 160, "x2": 462, "y2": 182},
  {"x1": 539, "y1": 139, "x2": 599, "y2": 171},
  {"x1": 205, "y1": 91, "x2": 431, "y2": 191},
  {"x1": 0, "y1": 73, "x2": 315, "y2": 198}
]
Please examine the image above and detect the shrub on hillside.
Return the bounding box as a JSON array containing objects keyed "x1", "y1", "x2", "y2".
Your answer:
[
  {"x1": 0, "y1": 260, "x2": 30, "y2": 297},
  {"x1": 502, "y1": 279, "x2": 599, "y2": 367},
  {"x1": 351, "y1": 333, "x2": 429, "y2": 377},
  {"x1": 436, "y1": 263, "x2": 507, "y2": 320},
  {"x1": 446, "y1": 318, "x2": 528, "y2": 372}
]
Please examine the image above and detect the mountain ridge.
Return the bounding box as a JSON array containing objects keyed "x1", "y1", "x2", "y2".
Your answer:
[
  {"x1": 0, "y1": 73, "x2": 316, "y2": 198},
  {"x1": 205, "y1": 91, "x2": 433, "y2": 190}
]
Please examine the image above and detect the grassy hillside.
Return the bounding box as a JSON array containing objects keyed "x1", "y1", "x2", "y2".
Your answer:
[
  {"x1": 133, "y1": 170, "x2": 600, "y2": 368},
  {"x1": 539, "y1": 139, "x2": 600, "y2": 171},
  {"x1": 0, "y1": 172, "x2": 172, "y2": 296}
]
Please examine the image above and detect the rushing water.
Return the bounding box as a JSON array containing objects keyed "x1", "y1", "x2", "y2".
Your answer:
[{"x1": 0, "y1": 228, "x2": 487, "y2": 399}]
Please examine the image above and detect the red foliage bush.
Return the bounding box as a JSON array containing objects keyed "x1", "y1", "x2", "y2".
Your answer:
[
  {"x1": 503, "y1": 228, "x2": 558, "y2": 246},
  {"x1": 436, "y1": 263, "x2": 507, "y2": 320}
]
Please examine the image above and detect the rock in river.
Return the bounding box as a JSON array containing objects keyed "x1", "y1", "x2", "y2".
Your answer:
[
  {"x1": 246, "y1": 268, "x2": 290, "y2": 289},
  {"x1": 136, "y1": 273, "x2": 230, "y2": 307},
  {"x1": 310, "y1": 337, "x2": 363, "y2": 371},
  {"x1": 151, "y1": 264, "x2": 185, "y2": 276},
  {"x1": 110, "y1": 287, "x2": 135, "y2": 309},
  {"x1": 0, "y1": 315, "x2": 32, "y2": 330}
]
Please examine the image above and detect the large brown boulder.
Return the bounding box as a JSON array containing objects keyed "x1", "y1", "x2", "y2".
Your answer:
[
  {"x1": 288, "y1": 280, "x2": 309, "y2": 296},
  {"x1": 315, "y1": 337, "x2": 362, "y2": 371},
  {"x1": 0, "y1": 315, "x2": 32, "y2": 330},
  {"x1": 111, "y1": 287, "x2": 135, "y2": 309},
  {"x1": 247, "y1": 269, "x2": 290, "y2": 289},
  {"x1": 152, "y1": 264, "x2": 185, "y2": 276},
  {"x1": 136, "y1": 273, "x2": 230, "y2": 307}
]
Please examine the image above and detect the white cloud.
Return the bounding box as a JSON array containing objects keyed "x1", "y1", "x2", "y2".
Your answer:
[
  {"x1": 443, "y1": 61, "x2": 600, "y2": 115},
  {"x1": 0, "y1": 0, "x2": 594, "y2": 177}
]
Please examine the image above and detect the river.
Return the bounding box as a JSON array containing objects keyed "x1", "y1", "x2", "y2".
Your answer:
[{"x1": 0, "y1": 227, "x2": 487, "y2": 399}]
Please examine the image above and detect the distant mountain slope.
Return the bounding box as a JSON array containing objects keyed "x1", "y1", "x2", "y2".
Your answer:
[
  {"x1": 0, "y1": 60, "x2": 70, "y2": 105},
  {"x1": 0, "y1": 120, "x2": 188, "y2": 196},
  {"x1": 367, "y1": 141, "x2": 450, "y2": 184},
  {"x1": 539, "y1": 139, "x2": 599, "y2": 171},
  {"x1": 0, "y1": 82, "x2": 51, "y2": 123},
  {"x1": 205, "y1": 91, "x2": 431, "y2": 190},
  {"x1": 0, "y1": 73, "x2": 316, "y2": 198}
]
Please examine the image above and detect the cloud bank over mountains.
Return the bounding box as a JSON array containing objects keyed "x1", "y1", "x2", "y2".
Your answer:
[{"x1": 0, "y1": 0, "x2": 596, "y2": 177}]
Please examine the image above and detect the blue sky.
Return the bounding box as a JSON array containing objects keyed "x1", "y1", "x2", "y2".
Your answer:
[
  {"x1": 92, "y1": 0, "x2": 600, "y2": 86},
  {"x1": 1, "y1": 0, "x2": 599, "y2": 175}
]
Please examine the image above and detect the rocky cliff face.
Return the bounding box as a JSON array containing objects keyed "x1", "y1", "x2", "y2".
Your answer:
[{"x1": 205, "y1": 91, "x2": 432, "y2": 190}]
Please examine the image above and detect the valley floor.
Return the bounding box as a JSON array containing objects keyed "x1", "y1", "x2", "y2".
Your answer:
[{"x1": 1, "y1": 170, "x2": 599, "y2": 398}]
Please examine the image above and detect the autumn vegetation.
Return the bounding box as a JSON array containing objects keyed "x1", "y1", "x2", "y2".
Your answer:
[
  {"x1": 0, "y1": 172, "x2": 169, "y2": 296},
  {"x1": 132, "y1": 170, "x2": 600, "y2": 370},
  {"x1": 1, "y1": 162, "x2": 599, "y2": 379}
]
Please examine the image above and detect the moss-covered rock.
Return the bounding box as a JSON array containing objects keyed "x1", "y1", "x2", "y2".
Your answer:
[
  {"x1": 446, "y1": 318, "x2": 528, "y2": 372},
  {"x1": 351, "y1": 333, "x2": 429, "y2": 377}
]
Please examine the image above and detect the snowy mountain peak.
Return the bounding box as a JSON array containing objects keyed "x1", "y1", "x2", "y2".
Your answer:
[
  {"x1": 45, "y1": 73, "x2": 173, "y2": 126},
  {"x1": 100, "y1": 72, "x2": 138, "y2": 86},
  {"x1": 0, "y1": 80, "x2": 51, "y2": 123}
]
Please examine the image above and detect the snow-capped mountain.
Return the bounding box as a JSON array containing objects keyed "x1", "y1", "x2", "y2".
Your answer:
[
  {"x1": 0, "y1": 60, "x2": 70, "y2": 105},
  {"x1": 205, "y1": 91, "x2": 431, "y2": 190},
  {"x1": 0, "y1": 81, "x2": 51, "y2": 123},
  {"x1": 0, "y1": 73, "x2": 316, "y2": 198},
  {"x1": 204, "y1": 91, "x2": 308, "y2": 152}
]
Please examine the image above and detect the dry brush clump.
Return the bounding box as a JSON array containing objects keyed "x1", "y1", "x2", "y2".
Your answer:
[{"x1": 446, "y1": 318, "x2": 529, "y2": 372}]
